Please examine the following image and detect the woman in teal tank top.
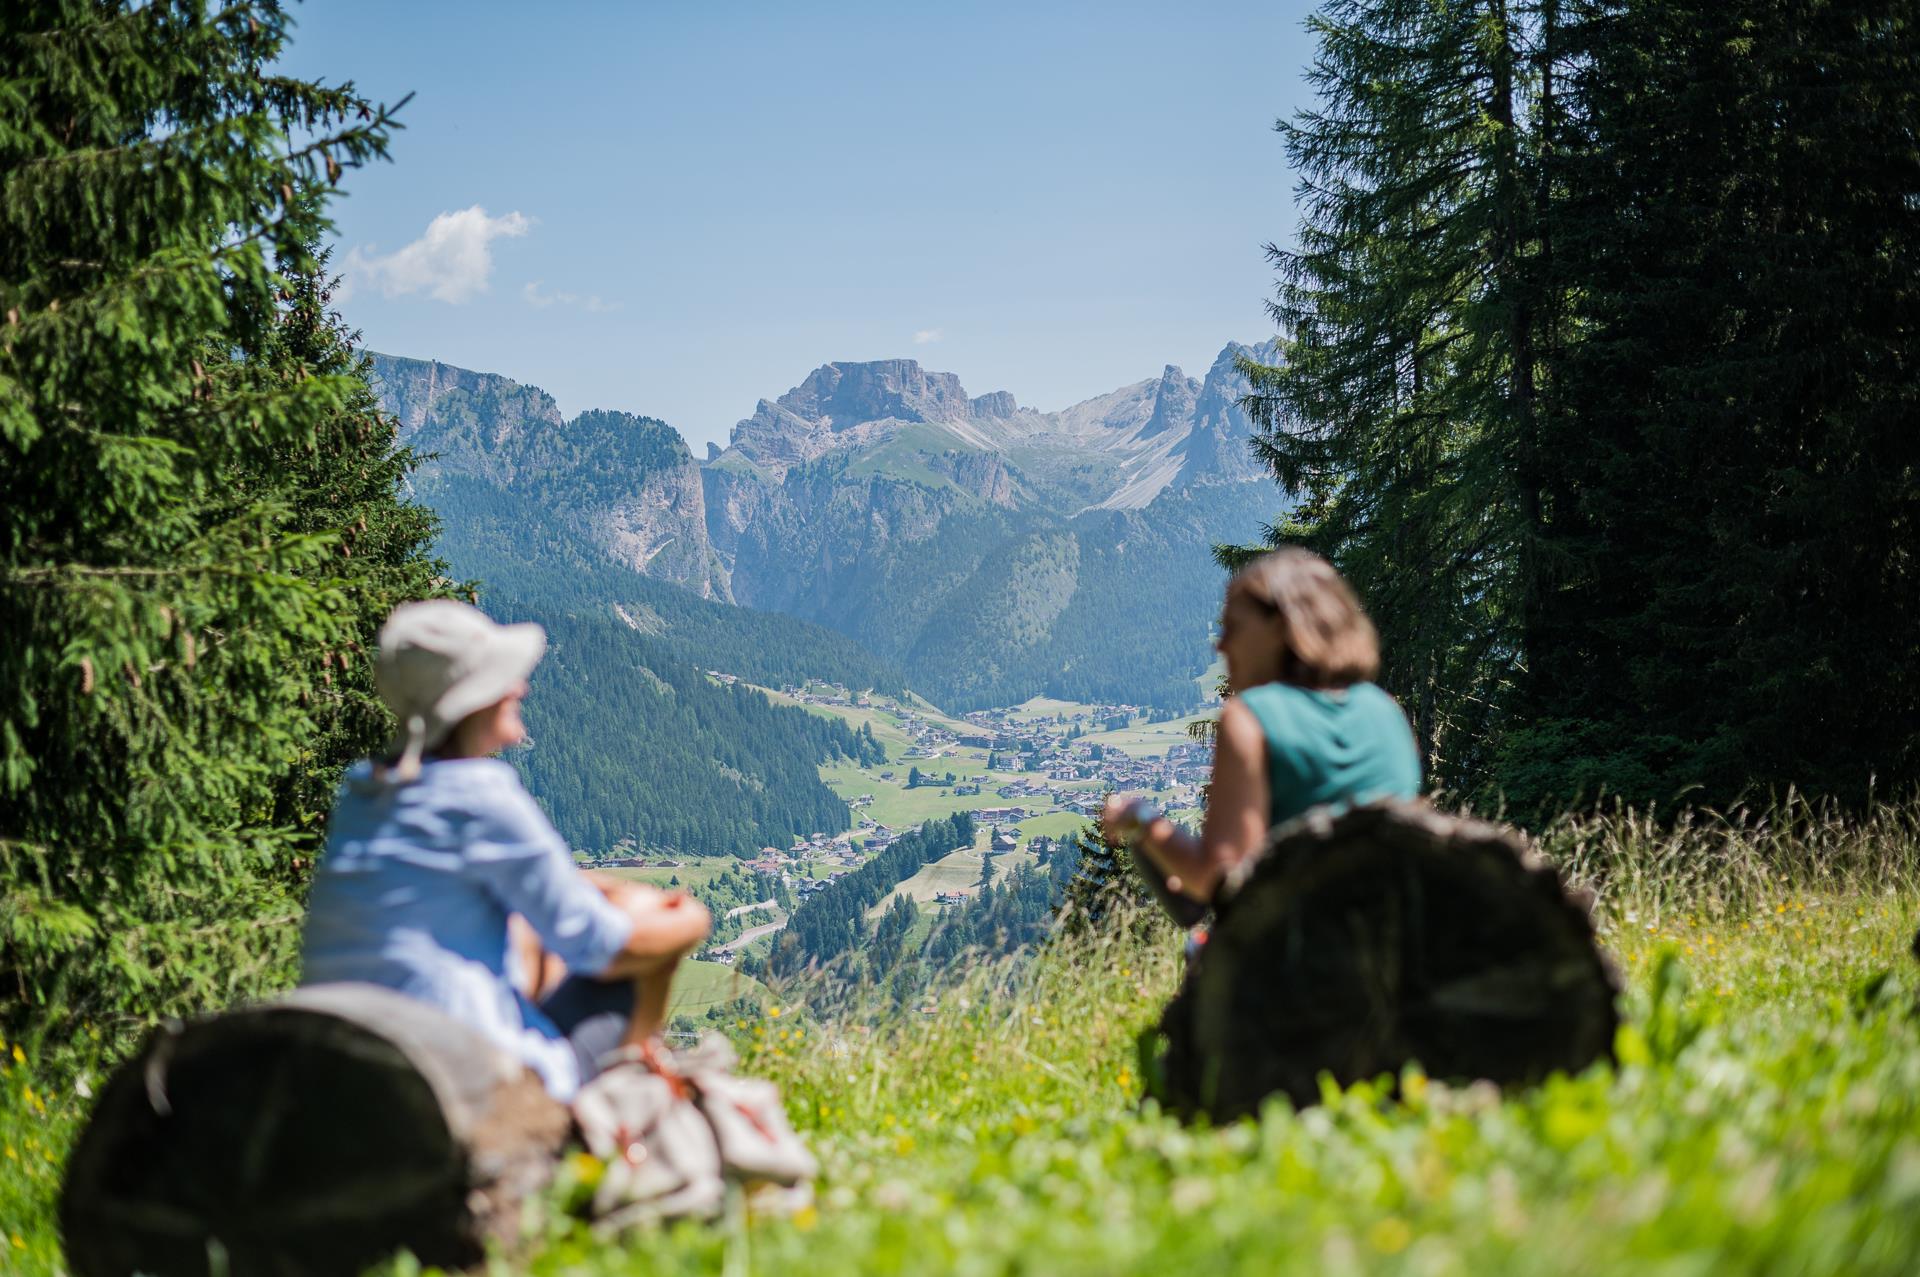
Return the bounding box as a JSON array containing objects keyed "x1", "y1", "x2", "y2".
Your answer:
[{"x1": 1102, "y1": 548, "x2": 1422, "y2": 907}]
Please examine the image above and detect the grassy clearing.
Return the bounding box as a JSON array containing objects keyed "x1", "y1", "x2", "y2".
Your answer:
[
  {"x1": 869, "y1": 841, "x2": 1040, "y2": 918},
  {"x1": 819, "y1": 760, "x2": 1004, "y2": 830},
  {"x1": 598, "y1": 856, "x2": 744, "y2": 891},
  {"x1": 1077, "y1": 712, "x2": 1210, "y2": 757},
  {"x1": 1016, "y1": 811, "x2": 1097, "y2": 841},
  {"x1": 667, "y1": 960, "x2": 772, "y2": 1018},
  {"x1": 766, "y1": 686, "x2": 1111, "y2": 846},
  {"x1": 871, "y1": 845, "x2": 991, "y2": 913},
  {"x1": 7, "y1": 802, "x2": 1920, "y2": 1276},
  {"x1": 745, "y1": 686, "x2": 921, "y2": 760},
  {"x1": 1006, "y1": 696, "x2": 1100, "y2": 723}
]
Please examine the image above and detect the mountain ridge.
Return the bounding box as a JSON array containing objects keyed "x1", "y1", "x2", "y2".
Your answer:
[{"x1": 369, "y1": 341, "x2": 1287, "y2": 710}]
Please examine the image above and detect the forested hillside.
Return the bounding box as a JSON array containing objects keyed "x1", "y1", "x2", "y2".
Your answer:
[
  {"x1": 897, "y1": 482, "x2": 1274, "y2": 708},
  {"x1": 408, "y1": 474, "x2": 899, "y2": 853},
  {"x1": 426, "y1": 472, "x2": 906, "y2": 697},
  {"x1": 1241, "y1": 0, "x2": 1920, "y2": 813},
  {"x1": 517, "y1": 613, "x2": 883, "y2": 854},
  {"x1": 766, "y1": 814, "x2": 976, "y2": 975}
]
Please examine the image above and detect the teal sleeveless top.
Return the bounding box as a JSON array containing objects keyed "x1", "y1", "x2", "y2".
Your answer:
[{"x1": 1238, "y1": 681, "x2": 1422, "y2": 828}]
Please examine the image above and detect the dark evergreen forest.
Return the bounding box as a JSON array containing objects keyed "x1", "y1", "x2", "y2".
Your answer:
[
  {"x1": 1241, "y1": 0, "x2": 1920, "y2": 814},
  {"x1": 516, "y1": 613, "x2": 884, "y2": 855},
  {"x1": 765, "y1": 814, "x2": 977, "y2": 975},
  {"x1": 399, "y1": 470, "x2": 912, "y2": 853}
]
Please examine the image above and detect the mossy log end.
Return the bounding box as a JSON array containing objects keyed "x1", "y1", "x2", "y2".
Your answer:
[
  {"x1": 61, "y1": 984, "x2": 571, "y2": 1277},
  {"x1": 1153, "y1": 801, "x2": 1621, "y2": 1122}
]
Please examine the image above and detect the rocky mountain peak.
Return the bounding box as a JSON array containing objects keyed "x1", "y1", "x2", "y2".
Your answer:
[
  {"x1": 969, "y1": 390, "x2": 1019, "y2": 420},
  {"x1": 776, "y1": 359, "x2": 975, "y2": 430},
  {"x1": 1173, "y1": 340, "x2": 1283, "y2": 486},
  {"x1": 1140, "y1": 364, "x2": 1201, "y2": 439}
]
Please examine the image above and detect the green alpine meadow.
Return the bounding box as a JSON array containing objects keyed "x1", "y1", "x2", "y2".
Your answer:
[
  {"x1": 8, "y1": 805, "x2": 1920, "y2": 1273},
  {"x1": 4, "y1": 1, "x2": 1918, "y2": 1274}
]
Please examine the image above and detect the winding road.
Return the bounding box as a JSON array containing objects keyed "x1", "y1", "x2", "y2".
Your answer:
[{"x1": 710, "y1": 910, "x2": 787, "y2": 956}]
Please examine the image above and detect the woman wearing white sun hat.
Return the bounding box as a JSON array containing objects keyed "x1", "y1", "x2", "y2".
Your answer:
[{"x1": 300, "y1": 599, "x2": 711, "y2": 1100}]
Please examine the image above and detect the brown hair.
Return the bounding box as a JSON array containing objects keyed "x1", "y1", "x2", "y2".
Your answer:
[{"x1": 1229, "y1": 548, "x2": 1380, "y2": 688}]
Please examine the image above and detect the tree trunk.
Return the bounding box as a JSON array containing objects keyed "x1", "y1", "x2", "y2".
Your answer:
[
  {"x1": 61, "y1": 984, "x2": 571, "y2": 1277},
  {"x1": 1150, "y1": 801, "x2": 1620, "y2": 1122}
]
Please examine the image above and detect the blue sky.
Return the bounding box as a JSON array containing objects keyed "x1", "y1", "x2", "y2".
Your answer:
[{"x1": 282, "y1": 1, "x2": 1318, "y2": 452}]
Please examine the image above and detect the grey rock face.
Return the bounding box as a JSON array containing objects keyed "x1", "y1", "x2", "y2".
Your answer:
[
  {"x1": 779, "y1": 359, "x2": 975, "y2": 428},
  {"x1": 370, "y1": 353, "x2": 565, "y2": 487},
  {"x1": 1175, "y1": 340, "x2": 1283, "y2": 487},
  {"x1": 1140, "y1": 365, "x2": 1201, "y2": 439},
  {"x1": 970, "y1": 390, "x2": 1019, "y2": 420},
  {"x1": 595, "y1": 458, "x2": 722, "y2": 596},
  {"x1": 368, "y1": 355, "x2": 727, "y2": 598}
]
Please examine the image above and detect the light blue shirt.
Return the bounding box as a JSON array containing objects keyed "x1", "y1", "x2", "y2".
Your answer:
[{"x1": 300, "y1": 757, "x2": 633, "y2": 1099}]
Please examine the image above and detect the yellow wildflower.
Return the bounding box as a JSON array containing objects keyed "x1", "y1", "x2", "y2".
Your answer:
[{"x1": 1368, "y1": 1217, "x2": 1412, "y2": 1255}]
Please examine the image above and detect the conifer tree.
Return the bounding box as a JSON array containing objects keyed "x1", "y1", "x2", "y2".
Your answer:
[
  {"x1": 1238, "y1": 0, "x2": 1565, "y2": 789},
  {"x1": 1247, "y1": 0, "x2": 1919, "y2": 811},
  {"x1": 1503, "y1": 0, "x2": 1920, "y2": 809},
  {"x1": 1056, "y1": 826, "x2": 1150, "y2": 939},
  {"x1": 249, "y1": 245, "x2": 453, "y2": 846},
  {"x1": 0, "y1": 1, "x2": 431, "y2": 1040}
]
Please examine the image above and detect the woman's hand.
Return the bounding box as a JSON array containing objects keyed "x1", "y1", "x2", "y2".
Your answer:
[
  {"x1": 1099, "y1": 793, "x2": 1139, "y2": 845},
  {"x1": 1103, "y1": 794, "x2": 1187, "y2": 893},
  {"x1": 1101, "y1": 794, "x2": 1172, "y2": 848}
]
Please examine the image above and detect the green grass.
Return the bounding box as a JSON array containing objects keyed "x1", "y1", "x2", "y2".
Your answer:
[
  {"x1": 1006, "y1": 696, "x2": 1100, "y2": 723},
  {"x1": 1016, "y1": 811, "x2": 1099, "y2": 841},
  {"x1": 1194, "y1": 654, "x2": 1226, "y2": 702},
  {"x1": 870, "y1": 845, "x2": 992, "y2": 915},
  {"x1": 900, "y1": 692, "x2": 977, "y2": 736},
  {"x1": 743, "y1": 684, "x2": 921, "y2": 759},
  {"x1": 1077, "y1": 712, "x2": 1211, "y2": 757},
  {"x1": 667, "y1": 959, "x2": 772, "y2": 1018},
  {"x1": 837, "y1": 423, "x2": 985, "y2": 495},
  {"x1": 573, "y1": 802, "x2": 1920, "y2": 1277},
  {"x1": 597, "y1": 856, "x2": 744, "y2": 892},
  {"x1": 758, "y1": 685, "x2": 1109, "y2": 841},
  {"x1": 9, "y1": 802, "x2": 1920, "y2": 1275},
  {"x1": 820, "y1": 760, "x2": 1008, "y2": 830}
]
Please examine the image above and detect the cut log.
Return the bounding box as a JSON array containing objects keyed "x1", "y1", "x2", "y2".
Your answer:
[
  {"x1": 61, "y1": 983, "x2": 571, "y2": 1277},
  {"x1": 1150, "y1": 800, "x2": 1620, "y2": 1122}
]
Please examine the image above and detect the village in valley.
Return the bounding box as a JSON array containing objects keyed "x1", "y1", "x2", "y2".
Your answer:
[{"x1": 589, "y1": 679, "x2": 1214, "y2": 983}]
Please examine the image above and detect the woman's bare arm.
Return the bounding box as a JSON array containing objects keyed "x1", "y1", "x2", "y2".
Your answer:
[
  {"x1": 1101, "y1": 697, "x2": 1269, "y2": 902},
  {"x1": 579, "y1": 875, "x2": 713, "y2": 978}
]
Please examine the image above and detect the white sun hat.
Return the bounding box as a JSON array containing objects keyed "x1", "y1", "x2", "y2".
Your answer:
[{"x1": 374, "y1": 599, "x2": 546, "y2": 781}]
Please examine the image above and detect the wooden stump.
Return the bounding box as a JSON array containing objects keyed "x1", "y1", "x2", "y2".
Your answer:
[
  {"x1": 61, "y1": 984, "x2": 571, "y2": 1277},
  {"x1": 1152, "y1": 801, "x2": 1620, "y2": 1122}
]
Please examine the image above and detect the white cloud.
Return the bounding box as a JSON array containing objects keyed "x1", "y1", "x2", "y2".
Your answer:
[
  {"x1": 523, "y1": 280, "x2": 621, "y2": 313},
  {"x1": 342, "y1": 206, "x2": 533, "y2": 304},
  {"x1": 913, "y1": 328, "x2": 943, "y2": 345}
]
